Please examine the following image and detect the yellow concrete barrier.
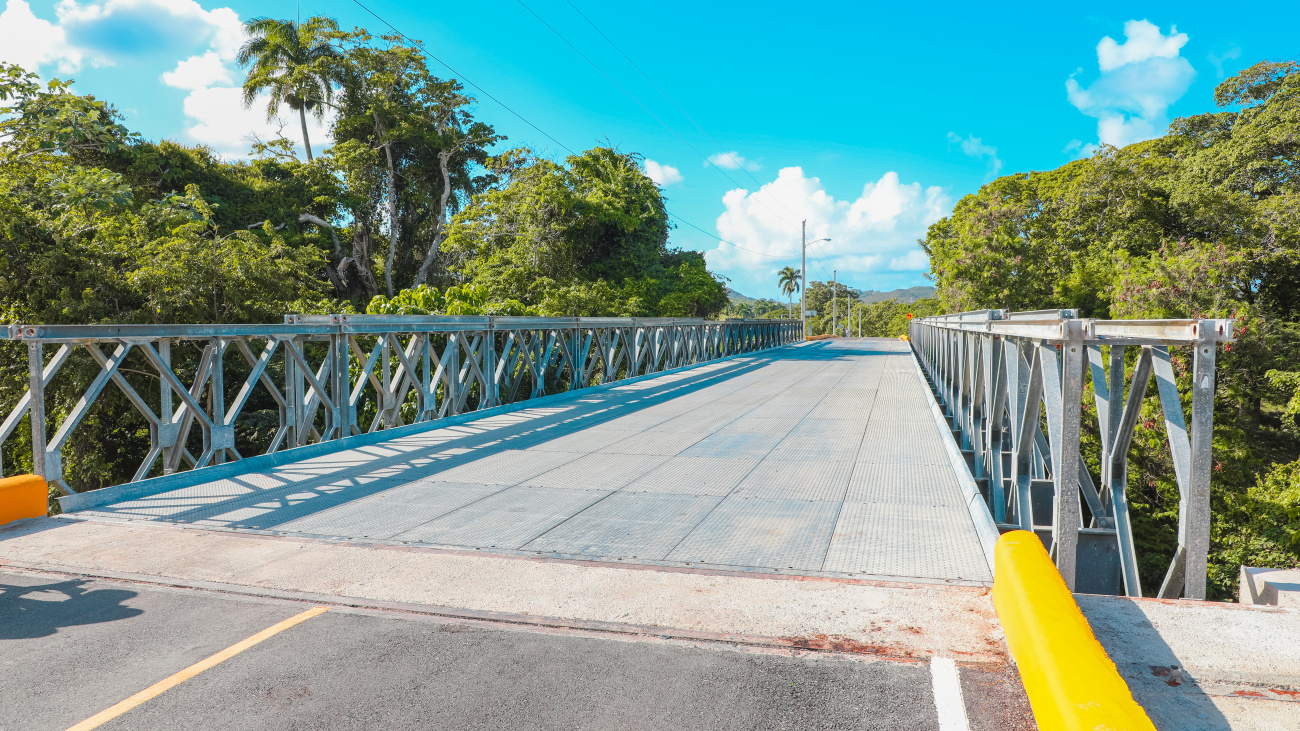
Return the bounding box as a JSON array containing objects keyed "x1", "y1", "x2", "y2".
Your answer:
[
  {"x1": 993, "y1": 531, "x2": 1155, "y2": 731},
  {"x1": 0, "y1": 474, "x2": 48, "y2": 526}
]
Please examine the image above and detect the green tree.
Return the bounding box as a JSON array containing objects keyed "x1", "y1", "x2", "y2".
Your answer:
[
  {"x1": 778, "y1": 266, "x2": 800, "y2": 318},
  {"x1": 442, "y1": 146, "x2": 727, "y2": 318},
  {"x1": 327, "y1": 30, "x2": 502, "y2": 299},
  {"x1": 237, "y1": 16, "x2": 340, "y2": 161},
  {"x1": 920, "y1": 59, "x2": 1300, "y2": 597}
]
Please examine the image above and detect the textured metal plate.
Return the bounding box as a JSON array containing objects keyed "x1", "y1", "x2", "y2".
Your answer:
[
  {"x1": 822, "y1": 501, "x2": 991, "y2": 581},
  {"x1": 278, "y1": 482, "x2": 503, "y2": 539},
  {"x1": 666, "y1": 497, "x2": 840, "y2": 571},
  {"x1": 731, "y1": 460, "x2": 854, "y2": 501},
  {"x1": 678, "y1": 432, "x2": 783, "y2": 460},
  {"x1": 392, "y1": 485, "x2": 610, "y2": 548},
  {"x1": 844, "y1": 464, "x2": 965, "y2": 506},
  {"x1": 767, "y1": 434, "x2": 863, "y2": 462},
  {"x1": 806, "y1": 401, "x2": 875, "y2": 420},
  {"x1": 621, "y1": 456, "x2": 759, "y2": 496},
  {"x1": 599, "y1": 430, "x2": 707, "y2": 456},
  {"x1": 718, "y1": 417, "x2": 803, "y2": 436},
  {"x1": 523, "y1": 492, "x2": 722, "y2": 558},
  {"x1": 423, "y1": 449, "x2": 583, "y2": 485},
  {"x1": 522, "y1": 452, "x2": 671, "y2": 490},
  {"x1": 743, "y1": 401, "x2": 817, "y2": 420},
  {"x1": 649, "y1": 410, "x2": 742, "y2": 434},
  {"x1": 524, "y1": 428, "x2": 640, "y2": 453},
  {"x1": 856, "y1": 440, "x2": 950, "y2": 465},
  {"x1": 788, "y1": 419, "x2": 867, "y2": 437}
]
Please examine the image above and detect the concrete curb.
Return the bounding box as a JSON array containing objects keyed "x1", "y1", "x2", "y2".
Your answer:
[
  {"x1": 994, "y1": 531, "x2": 1155, "y2": 730},
  {"x1": 906, "y1": 346, "x2": 1000, "y2": 576},
  {"x1": 0, "y1": 475, "x2": 47, "y2": 526},
  {"x1": 58, "y1": 342, "x2": 808, "y2": 513}
]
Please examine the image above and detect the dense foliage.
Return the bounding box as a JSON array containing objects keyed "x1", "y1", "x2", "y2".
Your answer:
[
  {"x1": 0, "y1": 18, "x2": 732, "y2": 495},
  {"x1": 921, "y1": 61, "x2": 1300, "y2": 598}
]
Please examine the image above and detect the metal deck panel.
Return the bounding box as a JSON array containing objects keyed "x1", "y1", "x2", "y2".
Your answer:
[
  {"x1": 717, "y1": 417, "x2": 803, "y2": 436},
  {"x1": 277, "y1": 483, "x2": 504, "y2": 539},
  {"x1": 420, "y1": 449, "x2": 584, "y2": 485},
  {"x1": 678, "y1": 433, "x2": 784, "y2": 460},
  {"x1": 730, "y1": 460, "x2": 854, "y2": 501},
  {"x1": 598, "y1": 431, "x2": 708, "y2": 456},
  {"x1": 620, "y1": 456, "x2": 759, "y2": 496},
  {"x1": 523, "y1": 429, "x2": 641, "y2": 454},
  {"x1": 522, "y1": 453, "x2": 672, "y2": 490},
  {"x1": 844, "y1": 464, "x2": 966, "y2": 507},
  {"x1": 391, "y1": 485, "x2": 611, "y2": 549},
  {"x1": 822, "y1": 501, "x2": 991, "y2": 581},
  {"x1": 665, "y1": 497, "x2": 840, "y2": 571},
  {"x1": 767, "y1": 434, "x2": 864, "y2": 462},
  {"x1": 523, "y1": 492, "x2": 722, "y2": 558}
]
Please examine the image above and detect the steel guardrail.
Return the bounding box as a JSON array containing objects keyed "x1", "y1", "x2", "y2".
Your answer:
[
  {"x1": 1, "y1": 315, "x2": 803, "y2": 498},
  {"x1": 909, "y1": 309, "x2": 1233, "y2": 600}
]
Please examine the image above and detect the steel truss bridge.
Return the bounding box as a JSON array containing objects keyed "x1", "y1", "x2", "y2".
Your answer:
[{"x1": 0, "y1": 311, "x2": 1229, "y2": 598}]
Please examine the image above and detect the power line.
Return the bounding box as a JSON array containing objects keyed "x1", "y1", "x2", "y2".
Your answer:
[
  {"x1": 667, "y1": 213, "x2": 787, "y2": 258},
  {"x1": 513, "y1": 0, "x2": 803, "y2": 234},
  {"x1": 344, "y1": 0, "x2": 801, "y2": 269},
  {"x1": 346, "y1": 0, "x2": 575, "y2": 155},
  {"x1": 560, "y1": 0, "x2": 804, "y2": 224}
]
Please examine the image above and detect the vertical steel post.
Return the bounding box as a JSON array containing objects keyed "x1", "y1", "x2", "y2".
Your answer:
[
  {"x1": 27, "y1": 342, "x2": 47, "y2": 483},
  {"x1": 1185, "y1": 323, "x2": 1217, "y2": 600},
  {"x1": 159, "y1": 340, "x2": 175, "y2": 474}
]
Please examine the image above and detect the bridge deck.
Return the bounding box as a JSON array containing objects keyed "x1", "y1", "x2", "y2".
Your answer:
[{"x1": 72, "y1": 339, "x2": 991, "y2": 583}]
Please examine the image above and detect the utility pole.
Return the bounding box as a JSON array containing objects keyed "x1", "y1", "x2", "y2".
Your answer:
[
  {"x1": 800, "y1": 221, "x2": 807, "y2": 338},
  {"x1": 832, "y1": 269, "x2": 837, "y2": 337}
]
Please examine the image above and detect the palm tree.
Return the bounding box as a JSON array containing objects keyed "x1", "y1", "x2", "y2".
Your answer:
[
  {"x1": 237, "y1": 16, "x2": 339, "y2": 161},
  {"x1": 778, "y1": 266, "x2": 800, "y2": 318}
]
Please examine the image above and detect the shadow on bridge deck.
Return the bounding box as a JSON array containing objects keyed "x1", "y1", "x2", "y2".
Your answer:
[{"x1": 68, "y1": 340, "x2": 991, "y2": 584}]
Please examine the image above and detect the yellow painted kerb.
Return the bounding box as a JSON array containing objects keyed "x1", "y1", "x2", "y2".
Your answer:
[
  {"x1": 993, "y1": 530, "x2": 1156, "y2": 731},
  {"x1": 0, "y1": 474, "x2": 47, "y2": 526}
]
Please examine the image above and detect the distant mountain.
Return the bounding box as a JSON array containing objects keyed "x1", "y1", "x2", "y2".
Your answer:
[
  {"x1": 858, "y1": 286, "x2": 935, "y2": 304},
  {"x1": 727, "y1": 285, "x2": 934, "y2": 304}
]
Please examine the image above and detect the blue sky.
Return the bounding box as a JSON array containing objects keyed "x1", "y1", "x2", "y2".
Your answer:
[{"x1": 2, "y1": 0, "x2": 1296, "y2": 300}]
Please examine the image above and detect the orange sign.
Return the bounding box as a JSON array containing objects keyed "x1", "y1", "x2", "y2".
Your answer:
[{"x1": 905, "y1": 313, "x2": 914, "y2": 320}]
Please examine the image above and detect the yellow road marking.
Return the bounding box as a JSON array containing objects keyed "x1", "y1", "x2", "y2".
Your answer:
[{"x1": 65, "y1": 606, "x2": 330, "y2": 731}]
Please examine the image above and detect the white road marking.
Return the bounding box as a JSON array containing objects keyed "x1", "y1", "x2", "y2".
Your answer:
[{"x1": 931, "y1": 656, "x2": 972, "y2": 731}]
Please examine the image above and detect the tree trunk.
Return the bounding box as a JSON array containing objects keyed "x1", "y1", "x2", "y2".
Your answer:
[
  {"x1": 416, "y1": 149, "x2": 456, "y2": 286},
  {"x1": 383, "y1": 141, "x2": 398, "y2": 298},
  {"x1": 298, "y1": 106, "x2": 314, "y2": 162},
  {"x1": 349, "y1": 218, "x2": 380, "y2": 302}
]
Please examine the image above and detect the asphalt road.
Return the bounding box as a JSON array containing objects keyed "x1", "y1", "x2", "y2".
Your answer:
[{"x1": 0, "y1": 570, "x2": 1034, "y2": 731}]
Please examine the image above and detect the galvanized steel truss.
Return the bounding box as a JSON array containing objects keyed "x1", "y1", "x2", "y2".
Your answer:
[
  {"x1": 909, "y1": 310, "x2": 1234, "y2": 599},
  {"x1": 2, "y1": 315, "x2": 801, "y2": 496}
]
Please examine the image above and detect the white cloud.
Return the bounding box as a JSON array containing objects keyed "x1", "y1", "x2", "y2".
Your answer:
[
  {"x1": 183, "y1": 86, "x2": 330, "y2": 158},
  {"x1": 55, "y1": 0, "x2": 244, "y2": 66},
  {"x1": 643, "y1": 159, "x2": 683, "y2": 186},
  {"x1": 161, "y1": 50, "x2": 231, "y2": 90},
  {"x1": 0, "y1": 0, "x2": 81, "y2": 72},
  {"x1": 3, "y1": 0, "x2": 332, "y2": 160},
  {"x1": 946, "y1": 132, "x2": 1003, "y2": 178},
  {"x1": 1066, "y1": 20, "x2": 1196, "y2": 148},
  {"x1": 707, "y1": 167, "x2": 948, "y2": 285},
  {"x1": 706, "y1": 151, "x2": 761, "y2": 171},
  {"x1": 1096, "y1": 20, "x2": 1187, "y2": 71}
]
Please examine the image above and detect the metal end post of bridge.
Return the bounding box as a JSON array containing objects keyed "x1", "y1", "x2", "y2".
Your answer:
[
  {"x1": 0, "y1": 315, "x2": 804, "y2": 501},
  {"x1": 907, "y1": 309, "x2": 1234, "y2": 600}
]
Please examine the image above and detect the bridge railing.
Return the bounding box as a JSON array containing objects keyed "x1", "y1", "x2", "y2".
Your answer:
[
  {"x1": 1, "y1": 315, "x2": 802, "y2": 496},
  {"x1": 909, "y1": 310, "x2": 1234, "y2": 600}
]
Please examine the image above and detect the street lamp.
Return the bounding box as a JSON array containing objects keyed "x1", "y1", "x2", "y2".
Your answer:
[{"x1": 800, "y1": 220, "x2": 830, "y2": 337}]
